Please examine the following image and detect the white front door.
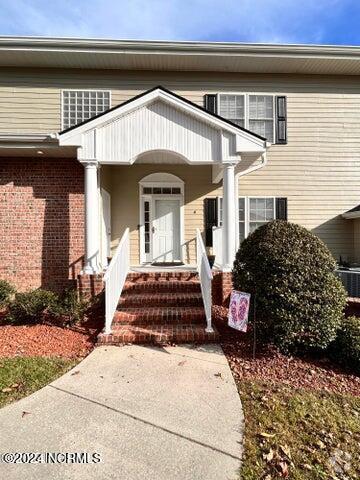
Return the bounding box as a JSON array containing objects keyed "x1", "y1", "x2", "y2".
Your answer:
[{"x1": 153, "y1": 199, "x2": 180, "y2": 263}]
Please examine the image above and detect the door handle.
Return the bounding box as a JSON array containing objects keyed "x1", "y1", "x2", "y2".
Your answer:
[{"x1": 152, "y1": 226, "x2": 156, "y2": 233}]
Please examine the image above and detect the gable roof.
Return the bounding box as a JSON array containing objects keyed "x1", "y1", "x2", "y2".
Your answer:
[
  {"x1": 59, "y1": 86, "x2": 268, "y2": 165},
  {"x1": 59, "y1": 85, "x2": 266, "y2": 142}
]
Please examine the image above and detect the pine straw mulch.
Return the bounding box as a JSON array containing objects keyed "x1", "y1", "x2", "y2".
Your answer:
[{"x1": 213, "y1": 306, "x2": 360, "y2": 397}]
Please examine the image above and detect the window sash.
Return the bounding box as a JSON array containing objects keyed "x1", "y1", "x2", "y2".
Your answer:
[
  {"x1": 62, "y1": 90, "x2": 111, "y2": 130},
  {"x1": 219, "y1": 94, "x2": 245, "y2": 127},
  {"x1": 218, "y1": 93, "x2": 275, "y2": 143},
  {"x1": 218, "y1": 197, "x2": 275, "y2": 242}
]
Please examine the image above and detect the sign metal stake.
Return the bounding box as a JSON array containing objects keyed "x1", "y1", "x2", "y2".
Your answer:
[{"x1": 252, "y1": 292, "x2": 257, "y2": 360}]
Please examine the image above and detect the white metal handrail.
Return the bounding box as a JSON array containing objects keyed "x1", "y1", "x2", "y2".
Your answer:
[
  {"x1": 103, "y1": 228, "x2": 130, "y2": 334},
  {"x1": 196, "y1": 228, "x2": 214, "y2": 333},
  {"x1": 212, "y1": 225, "x2": 223, "y2": 268}
]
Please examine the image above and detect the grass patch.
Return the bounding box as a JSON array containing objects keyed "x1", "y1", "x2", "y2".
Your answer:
[
  {"x1": 239, "y1": 380, "x2": 360, "y2": 479},
  {"x1": 0, "y1": 357, "x2": 78, "y2": 408}
]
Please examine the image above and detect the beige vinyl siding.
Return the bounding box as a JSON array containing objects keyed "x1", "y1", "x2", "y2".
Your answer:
[{"x1": 1, "y1": 67, "x2": 360, "y2": 261}]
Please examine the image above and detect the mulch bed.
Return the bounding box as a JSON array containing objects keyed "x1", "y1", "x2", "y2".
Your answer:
[
  {"x1": 213, "y1": 306, "x2": 360, "y2": 397},
  {"x1": 0, "y1": 321, "x2": 100, "y2": 359}
]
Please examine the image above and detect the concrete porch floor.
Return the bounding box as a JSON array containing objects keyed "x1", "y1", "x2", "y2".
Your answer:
[{"x1": 130, "y1": 264, "x2": 197, "y2": 272}]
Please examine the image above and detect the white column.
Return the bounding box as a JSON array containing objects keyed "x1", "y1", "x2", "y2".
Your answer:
[
  {"x1": 222, "y1": 163, "x2": 236, "y2": 270},
  {"x1": 82, "y1": 160, "x2": 100, "y2": 274}
]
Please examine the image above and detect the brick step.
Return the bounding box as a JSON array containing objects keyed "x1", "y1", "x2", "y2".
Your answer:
[
  {"x1": 119, "y1": 292, "x2": 203, "y2": 308},
  {"x1": 113, "y1": 306, "x2": 206, "y2": 325},
  {"x1": 97, "y1": 324, "x2": 219, "y2": 345},
  {"x1": 123, "y1": 280, "x2": 201, "y2": 294},
  {"x1": 127, "y1": 272, "x2": 199, "y2": 282}
]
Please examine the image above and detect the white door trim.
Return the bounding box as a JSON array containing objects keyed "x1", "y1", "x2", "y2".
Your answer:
[
  {"x1": 100, "y1": 188, "x2": 111, "y2": 268},
  {"x1": 139, "y1": 173, "x2": 184, "y2": 264}
]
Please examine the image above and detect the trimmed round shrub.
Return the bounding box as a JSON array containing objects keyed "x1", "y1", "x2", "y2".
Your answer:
[
  {"x1": 0, "y1": 280, "x2": 15, "y2": 308},
  {"x1": 332, "y1": 316, "x2": 360, "y2": 374},
  {"x1": 232, "y1": 220, "x2": 347, "y2": 352},
  {"x1": 7, "y1": 289, "x2": 58, "y2": 325}
]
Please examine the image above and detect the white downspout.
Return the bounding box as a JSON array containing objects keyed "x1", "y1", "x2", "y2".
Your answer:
[
  {"x1": 234, "y1": 152, "x2": 268, "y2": 252},
  {"x1": 237, "y1": 152, "x2": 268, "y2": 179}
]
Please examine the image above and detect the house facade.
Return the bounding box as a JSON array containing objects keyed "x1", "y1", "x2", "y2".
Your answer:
[{"x1": 1, "y1": 38, "x2": 360, "y2": 314}]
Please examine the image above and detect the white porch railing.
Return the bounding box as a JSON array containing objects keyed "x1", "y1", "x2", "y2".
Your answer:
[
  {"x1": 196, "y1": 229, "x2": 214, "y2": 333},
  {"x1": 212, "y1": 226, "x2": 223, "y2": 268},
  {"x1": 335, "y1": 269, "x2": 360, "y2": 297},
  {"x1": 103, "y1": 228, "x2": 130, "y2": 334}
]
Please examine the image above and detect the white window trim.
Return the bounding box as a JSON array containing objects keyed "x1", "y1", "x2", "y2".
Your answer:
[
  {"x1": 61, "y1": 89, "x2": 112, "y2": 130},
  {"x1": 218, "y1": 196, "x2": 276, "y2": 240},
  {"x1": 217, "y1": 93, "x2": 276, "y2": 144}
]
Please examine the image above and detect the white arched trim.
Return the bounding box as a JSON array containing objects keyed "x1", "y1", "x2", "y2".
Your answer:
[
  {"x1": 139, "y1": 172, "x2": 185, "y2": 264},
  {"x1": 134, "y1": 149, "x2": 190, "y2": 165},
  {"x1": 140, "y1": 172, "x2": 184, "y2": 186}
]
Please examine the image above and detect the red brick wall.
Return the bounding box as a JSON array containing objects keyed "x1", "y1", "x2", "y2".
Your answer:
[
  {"x1": 212, "y1": 271, "x2": 232, "y2": 306},
  {"x1": 77, "y1": 274, "x2": 104, "y2": 299},
  {"x1": 0, "y1": 158, "x2": 84, "y2": 292}
]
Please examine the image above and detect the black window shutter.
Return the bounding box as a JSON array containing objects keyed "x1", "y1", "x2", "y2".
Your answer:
[
  {"x1": 204, "y1": 198, "x2": 218, "y2": 247},
  {"x1": 204, "y1": 94, "x2": 217, "y2": 114},
  {"x1": 276, "y1": 198, "x2": 288, "y2": 220},
  {"x1": 275, "y1": 96, "x2": 287, "y2": 144}
]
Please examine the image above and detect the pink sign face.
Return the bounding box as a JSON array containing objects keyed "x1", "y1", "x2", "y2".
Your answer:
[{"x1": 228, "y1": 290, "x2": 251, "y2": 332}]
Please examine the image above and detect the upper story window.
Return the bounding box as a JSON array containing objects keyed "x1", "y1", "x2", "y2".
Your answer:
[
  {"x1": 62, "y1": 90, "x2": 111, "y2": 130},
  {"x1": 218, "y1": 94, "x2": 275, "y2": 142}
]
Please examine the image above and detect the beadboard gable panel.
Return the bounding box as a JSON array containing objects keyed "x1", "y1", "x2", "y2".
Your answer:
[{"x1": 96, "y1": 100, "x2": 222, "y2": 164}]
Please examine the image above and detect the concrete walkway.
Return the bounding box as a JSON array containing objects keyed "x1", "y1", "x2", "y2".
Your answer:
[{"x1": 0, "y1": 344, "x2": 244, "y2": 480}]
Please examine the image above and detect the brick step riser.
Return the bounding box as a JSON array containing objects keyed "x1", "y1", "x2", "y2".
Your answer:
[
  {"x1": 119, "y1": 297, "x2": 203, "y2": 308},
  {"x1": 127, "y1": 273, "x2": 199, "y2": 282},
  {"x1": 122, "y1": 282, "x2": 201, "y2": 294},
  {"x1": 97, "y1": 331, "x2": 218, "y2": 346},
  {"x1": 113, "y1": 313, "x2": 205, "y2": 326}
]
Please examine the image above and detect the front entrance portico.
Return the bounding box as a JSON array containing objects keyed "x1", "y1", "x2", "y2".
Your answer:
[{"x1": 58, "y1": 86, "x2": 269, "y2": 274}]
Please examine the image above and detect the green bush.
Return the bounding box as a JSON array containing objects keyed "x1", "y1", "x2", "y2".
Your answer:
[
  {"x1": 332, "y1": 316, "x2": 360, "y2": 374},
  {"x1": 232, "y1": 220, "x2": 347, "y2": 353},
  {"x1": 0, "y1": 280, "x2": 15, "y2": 308},
  {"x1": 49, "y1": 288, "x2": 88, "y2": 325},
  {"x1": 7, "y1": 289, "x2": 58, "y2": 325}
]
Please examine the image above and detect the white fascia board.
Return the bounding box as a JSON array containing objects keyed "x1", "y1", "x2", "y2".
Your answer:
[
  {"x1": 0, "y1": 133, "x2": 57, "y2": 143},
  {"x1": 4, "y1": 37, "x2": 360, "y2": 59}
]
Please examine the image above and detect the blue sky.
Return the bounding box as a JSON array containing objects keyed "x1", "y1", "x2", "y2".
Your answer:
[{"x1": 0, "y1": 0, "x2": 360, "y2": 45}]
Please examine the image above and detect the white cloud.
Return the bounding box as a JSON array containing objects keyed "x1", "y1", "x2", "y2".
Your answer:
[{"x1": 0, "y1": 0, "x2": 350, "y2": 44}]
